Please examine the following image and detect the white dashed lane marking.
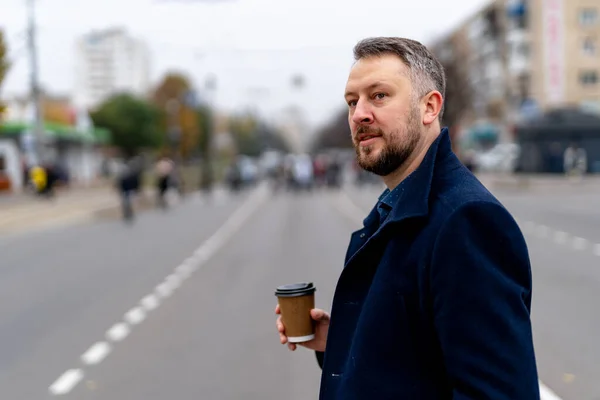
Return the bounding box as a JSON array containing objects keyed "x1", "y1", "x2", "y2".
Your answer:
[
  {"x1": 49, "y1": 369, "x2": 84, "y2": 396},
  {"x1": 521, "y1": 219, "x2": 599, "y2": 256},
  {"x1": 48, "y1": 185, "x2": 268, "y2": 396},
  {"x1": 124, "y1": 307, "x2": 146, "y2": 325},
  {"x1": 140, "y1": 294, "x2": 160, "y2": 311},
  {"x1": 106, "y1": 323, "x2": 130, "y2": 342},
  {"x1": 81, "y1": 342, "x2": 111, "y2": 365}
]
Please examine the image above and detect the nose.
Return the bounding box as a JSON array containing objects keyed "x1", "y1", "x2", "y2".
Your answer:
[{"x1": 351, "y1": 100, "x2": 374, "y2": 126}]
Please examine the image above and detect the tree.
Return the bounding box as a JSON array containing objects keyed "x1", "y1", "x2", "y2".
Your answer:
[
  {"x1": 310, "y1": 108, "x2": 352, "y2": 152},
  {"x1": 196, "y1": 105, "x2": 213, "y2": 155},
  {"x1": 440, "y1": 57, "x2": 473, "y2": 129},
  {"x1": 260, "y1": 125, "x2": 291, "y2": 153},
  {"x1": 43, "y1": 98, "x2": 74, "y2": 125},
  {"x1": 152, "y1": 72, "x2": 192, "y2": 105},
  {"x1": 0, "y1": 29, "x2": 10, "y2": 121},
  {"x1": 430, "y1": 33, "x2": 474, "y2": 155},
  {"x1": 152, "y1": 72, "x2": 199, "y2": 159},
  {"x1": 430, "y1": 36, "x2": 473, "y2": 131},
  {"x1": 91, "y1": 94, "x2": 162, "y2": 157},
  {"x1": 227, "y1": 112, "x2": 290, "y2": 157},
  {"x1": 229, "y1": 113, "x2": 262, "y2": 156}
]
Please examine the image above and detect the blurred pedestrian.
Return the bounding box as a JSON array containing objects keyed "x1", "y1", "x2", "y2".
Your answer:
[
  {"x1": 116, "y1": 157, "x2": 142, "y2": 222},
  {"x1": 292, "y1": 154, "x2": 314, "y2": 192},
  {"x1": 225, "y1": 156, "x2": 243, "y2": 193},
  {"x1": 564, "y1": 141, "x2": 587, "y2": 181},
  {"x1": 275, "y1": 37, "x2": 538, "y2": 399},
  {"x1": 155, "y1": 156, "x2": 174, "y2": 209}
]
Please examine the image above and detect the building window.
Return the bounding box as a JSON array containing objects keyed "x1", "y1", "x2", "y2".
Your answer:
[
  {"x1": 517, "y1": 42, "x2": 529, "y2": 57},
  {"x1": 579, "y1": 8, "x2": 598, "y2": 26},
  {"x1": 580, "y1": 70, "x2": 598, "y2": 85},
  {"x1": 518, "y1": 73, "x2": 530, "y2": 100},
  {"x1": 583, "y1": 37, "x2": 596, "y2": 55}
]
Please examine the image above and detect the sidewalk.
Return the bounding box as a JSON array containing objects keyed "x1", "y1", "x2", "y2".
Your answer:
[
  {"x1": 476, "y1": 173, "x2": 600, "y2": 193},
  {"x1": 0, "y1": 180, "x2": 229, "y2": 237},
  {"x1": 0, "y1": 186, "x2": 158, "y2": 237}
]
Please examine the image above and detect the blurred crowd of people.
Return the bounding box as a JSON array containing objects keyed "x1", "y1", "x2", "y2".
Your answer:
[{"x1": 225, "y1": 152, "x2": 346, "y2": 193}]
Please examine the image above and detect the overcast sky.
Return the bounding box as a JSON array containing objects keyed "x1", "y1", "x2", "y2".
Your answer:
[{"x1": 1, "y1": 0, "x2": 489, "y2": 129}]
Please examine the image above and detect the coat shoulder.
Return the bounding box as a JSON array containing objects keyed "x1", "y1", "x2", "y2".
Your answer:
[{"x1": 430, "y1": 167, "x2": 505, "y2": 220}]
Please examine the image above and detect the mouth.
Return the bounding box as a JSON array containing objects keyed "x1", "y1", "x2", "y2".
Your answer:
[{"x1": 357, "y1": 133, "x2": 382, "y2": 146}]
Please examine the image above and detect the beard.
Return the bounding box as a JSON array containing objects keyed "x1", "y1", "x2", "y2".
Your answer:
[{"x1": 354, "y1": 106, "x2": 421, "y2": 176}]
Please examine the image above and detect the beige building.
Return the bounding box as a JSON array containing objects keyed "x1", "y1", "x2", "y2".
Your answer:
[
  {"x1": 435, "y1": 0, "x2": 600, "y2": 125},
  {"x1": 522, "y1": 0, "x2": 600, "y2": 114}
]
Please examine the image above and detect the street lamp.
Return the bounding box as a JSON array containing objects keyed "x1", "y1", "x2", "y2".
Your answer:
[
  {"x1": 166, "y1": 98, "x2": 181, "y2": 156},
  {"x1": 291, "y1": 74, "x2": 305, "y2": 89},
  {"x1": 199, "y1": 74, "x2": 217, "y2": 192},
  {"x1": 26, "y1": 0, "x2": 44, "y2": 166}
]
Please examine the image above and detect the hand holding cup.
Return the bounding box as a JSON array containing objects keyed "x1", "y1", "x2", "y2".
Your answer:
[{"x1": 274, "y1": 282, "x2": 329, "y2": 352}]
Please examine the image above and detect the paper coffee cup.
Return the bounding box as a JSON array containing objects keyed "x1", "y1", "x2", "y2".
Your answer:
[{"x1": 275, "y1": 282, "x2": 316, "y2": 343}]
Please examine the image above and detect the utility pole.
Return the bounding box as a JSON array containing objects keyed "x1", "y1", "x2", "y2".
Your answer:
[
  {"x1": 26, "y1": 0, "x2": 44, "y2": 165},
  {"x1": 200, "y1": 75, "x2": 216, "y2": 192}
]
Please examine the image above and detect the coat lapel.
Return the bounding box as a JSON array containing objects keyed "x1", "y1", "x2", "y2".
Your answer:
[{"x1": 343, "y1": 128, "x2": 452, "y2": 270}]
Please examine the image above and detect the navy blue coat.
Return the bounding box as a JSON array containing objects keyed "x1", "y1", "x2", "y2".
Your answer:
[{"x1": 318, "y1": 129, "x2": 539, "y2": 399}]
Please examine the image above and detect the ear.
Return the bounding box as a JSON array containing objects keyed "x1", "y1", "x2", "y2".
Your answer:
[{"x1": 422, "y1": 91, "x2": 444, "y2": 125}]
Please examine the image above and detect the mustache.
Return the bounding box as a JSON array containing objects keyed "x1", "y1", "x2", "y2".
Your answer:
[{"x1": 354, "y1": 126, "x2": 384, "y2": 137}]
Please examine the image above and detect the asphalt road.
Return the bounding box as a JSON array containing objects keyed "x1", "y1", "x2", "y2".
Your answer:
[{"x1": 1, "y1": 178, "x2": 599, "y2": 399}]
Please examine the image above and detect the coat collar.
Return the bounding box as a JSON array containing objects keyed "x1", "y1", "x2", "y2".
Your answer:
[
  {"x1": 344, "y1": 128, "x2": 453, "y2": 268},
  {"x1": 358, "y1": 127, "x2": 453, "y2": 232},
  {"x1": 380, "y1": 127, "x2": 452, "y2": 225}
]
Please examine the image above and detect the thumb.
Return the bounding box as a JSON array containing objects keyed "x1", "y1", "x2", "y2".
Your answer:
[{"x1": 311, "y1": 309, "x2": 330, "y2": 321}]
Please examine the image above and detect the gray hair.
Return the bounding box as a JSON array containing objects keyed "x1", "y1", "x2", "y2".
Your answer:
[{"x1": 353, "y1": 37, "x2": 446, "y2": 120}]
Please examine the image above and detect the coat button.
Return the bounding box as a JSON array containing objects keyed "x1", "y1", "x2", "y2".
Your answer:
[{"x1": 360, "y1": 233, "x2": 366, "y2": 238}]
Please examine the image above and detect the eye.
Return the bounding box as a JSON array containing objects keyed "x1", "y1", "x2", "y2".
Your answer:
[
  {"x1": 374, "y1": 93, "x2": 386, "y2": 100},
  {"x1": 347, "y1": 100, "x2": 357, "y2": 107}
]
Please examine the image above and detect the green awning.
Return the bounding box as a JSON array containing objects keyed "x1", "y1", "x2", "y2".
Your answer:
[
  {"x1": 467, "y1": 122, "x2": 500, "y2": 141},
  {"x1": 0, "y1": 121, "x2": 111, "y2": 144}
]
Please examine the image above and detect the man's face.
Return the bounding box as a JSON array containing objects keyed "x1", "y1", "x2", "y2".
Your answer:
[{"x1": 344, "y1": 54, "x2": 423, "y2": 176}]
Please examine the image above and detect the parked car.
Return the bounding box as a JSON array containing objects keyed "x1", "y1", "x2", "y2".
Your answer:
[{"x1": 475, "y1": 143, "x2": 521, "y2": 173}]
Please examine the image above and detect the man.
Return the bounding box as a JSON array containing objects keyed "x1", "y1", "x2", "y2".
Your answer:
[
  {"x1": 116, "y1": 156, "x2": 142, "y2": 222},
  {"x1": 564, "y1": 140, "x2": 587, "y2": 180},
  {"x1": 155, "y1": 156, "x2": 175, "y2": 209},
  {"x1": 275, "y1": 37, "x2": 539, "y2": 399}
]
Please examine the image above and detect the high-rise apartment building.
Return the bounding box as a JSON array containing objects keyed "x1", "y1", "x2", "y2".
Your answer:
[
  {"x1": 435, "y1": 0, "x2": 600, "y2": 124},
  {"x1": 74, "y1": 28, "x2": 151, "y2": 110}
]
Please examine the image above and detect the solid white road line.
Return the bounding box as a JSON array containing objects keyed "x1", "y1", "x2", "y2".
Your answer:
[{"x1": 539, "y1": 381, "x2": 564, "y2": 400}]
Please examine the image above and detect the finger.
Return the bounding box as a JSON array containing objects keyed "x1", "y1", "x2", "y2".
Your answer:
[
  {"x1": 275, "y1": 304, "x2": 280, "y2": 314},
  {"x1": 280, "y1": 333, "x2": 288, "y2": 344},
  {"x1": 276, "y1": 317, "x2": 285, "y2": 333},
  {"x1": 288, "y1": 343, "x2": 297, "y2": 351},
  {"x1": 310, "y1": 309, "x2": 329, "y2": 321}
]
